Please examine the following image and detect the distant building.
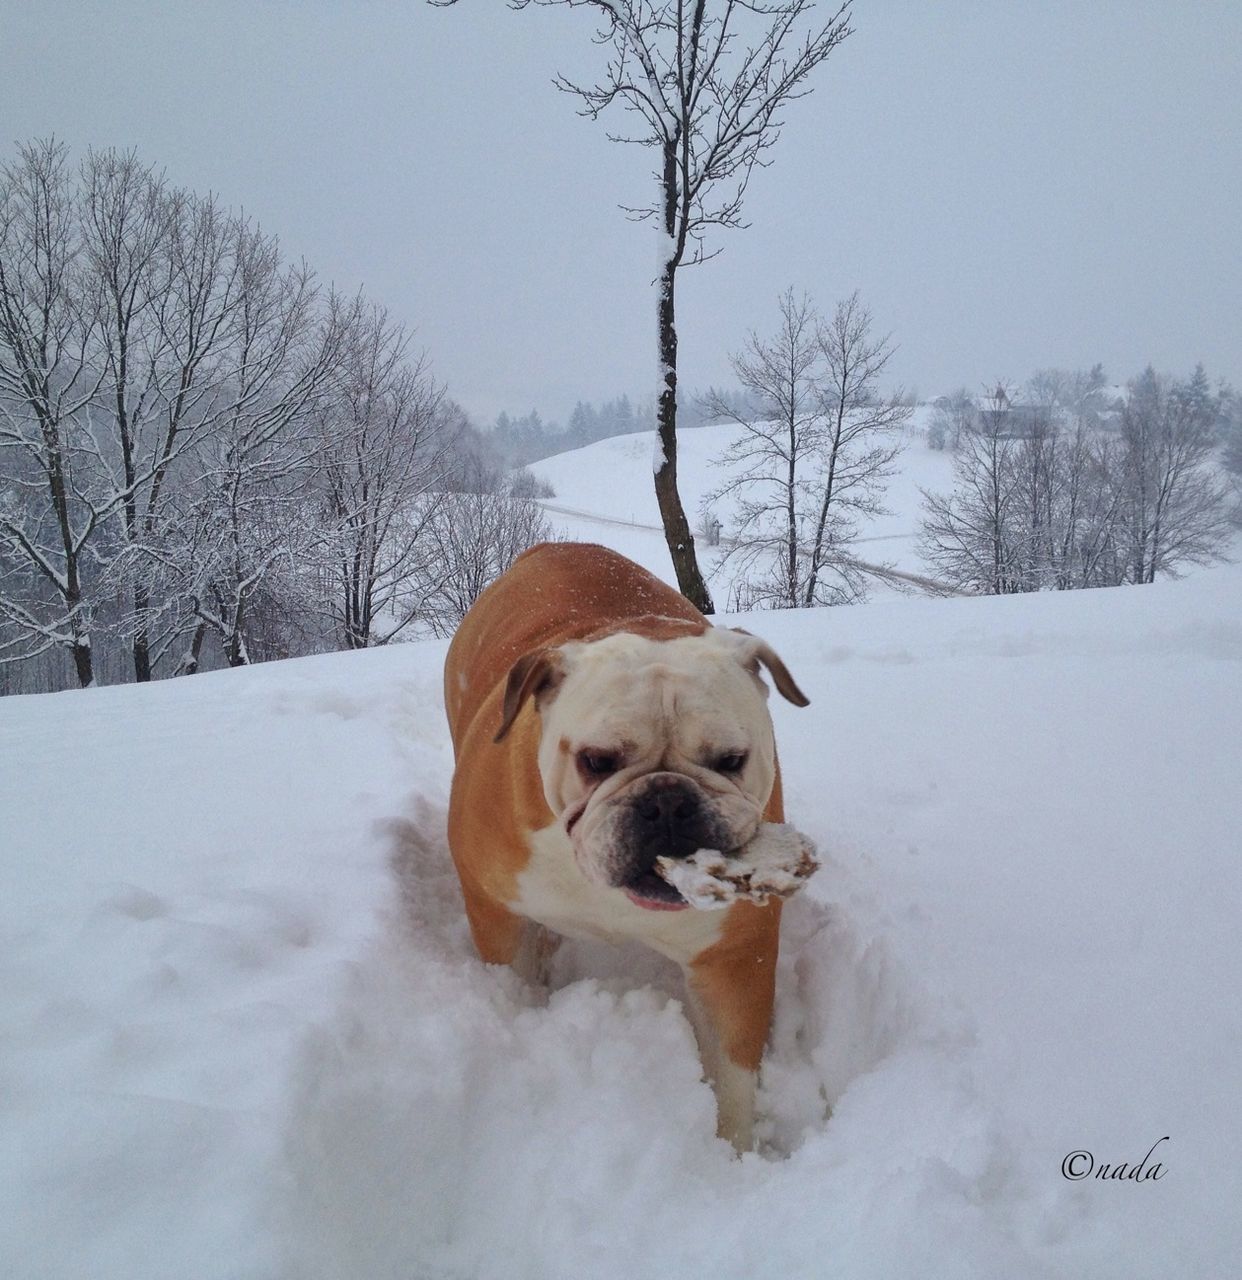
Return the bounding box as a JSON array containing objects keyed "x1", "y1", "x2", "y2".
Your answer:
[{"x1": 977, "y1": 385, "x2": 1052, "y2": 439}]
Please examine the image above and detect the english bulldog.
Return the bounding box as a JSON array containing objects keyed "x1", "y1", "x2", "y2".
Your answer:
[{"x1": 443, "y1": 542, "x2": 809, "y2": 1149}]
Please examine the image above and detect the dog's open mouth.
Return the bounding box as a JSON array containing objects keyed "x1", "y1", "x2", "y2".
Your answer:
[{"x1": 622, "y1": 871, "x2": 690, "y2": 912}]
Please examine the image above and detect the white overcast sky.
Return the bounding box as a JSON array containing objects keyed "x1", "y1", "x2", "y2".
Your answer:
[{"x1": 2, "y1": 0, "x2": 1239, "y2": 424}]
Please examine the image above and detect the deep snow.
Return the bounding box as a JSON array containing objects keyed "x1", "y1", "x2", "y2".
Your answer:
[{"x1": 2, "y1": 440, "x2": 1240, "y2": 1277}]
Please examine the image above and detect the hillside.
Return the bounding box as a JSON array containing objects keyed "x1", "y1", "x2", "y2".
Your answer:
[
  {"x1": 527, "y1": 413, "x2": 957, "y2": 604},
  {"x1": 2, "y1": 541, "x2": 1240, "y2": 1276}
]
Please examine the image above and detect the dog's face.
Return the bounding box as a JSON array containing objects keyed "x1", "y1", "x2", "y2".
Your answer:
[{"x1": 497, "y1": 628, "x2": 808, "y2": 909}]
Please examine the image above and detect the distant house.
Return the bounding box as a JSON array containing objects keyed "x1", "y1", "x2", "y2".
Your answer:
[
  {"x1": 1092, "y1": 385, "x2": 1129, "y2": 432},
  {"x1": 935, "y1": 381, "x2": 1125, "y2": 442},
  {"x1": 977, "y1": 385, "x2": 1053, "y2": 439}
]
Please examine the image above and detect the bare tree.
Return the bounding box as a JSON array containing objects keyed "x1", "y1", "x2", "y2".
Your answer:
[
  {"x1": 705, "y1": 288, "x2": 907, "y2": 607},
  {"x1": 417, "y1": 460, "x2": 557, "y2": 637},
  {"x1": 1044, "y1": 421, "x2": 1125, "y2": 589},
  {"x1": 156, "y1": 266, "x2": 353, "y2": 671},
  {"x1": 1116, "y1": 366, "x2": 1233, "y2": 584},
  {"x1": 2, "y1": 138, "x2": 468, "y2": 692},
  {"x1": 802, "y1": 291, "x2": 908, "y2": 604},
  {"x1": 315, "y1": 306, "x2": 451, "y2": 648},
  {"x1": 920, "y1": 384, "x2": 1023, "y2": 595},
  {"x1": 2, "y1": 144, "x2": 336, "y2": 684},
  {"x1": 926, "y1": 387, "x2": 973, "y2": 451},
  {"x1": 1008, "y1": 367, "x2": 1121, "y2": 589},
  {"x1": 80, "y1": 153, "x2": 253, "y2": 682},
  {"x1": 921, "y1": 365, "x2": 1231, "y2": 595},
  {"x1": 0, "y1": 139, "x2": 106, "y2": 685},
  {"x1": 489, "y1": 0, "x2": 853, "y2": 612},
  {"x1": 1220, "y1": 387, "x2": 1242, "y2": 529},
  {"x1": 1010, "y1": 408, "x2": 1060, "y2": 590},
  {"x1": 704, "y1": 288, "x2": 820, "y2": 607}
]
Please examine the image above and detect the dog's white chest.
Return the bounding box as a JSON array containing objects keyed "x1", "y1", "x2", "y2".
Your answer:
[{"x1": 514, "y1": 823, "x2": 725, "y2": 963}]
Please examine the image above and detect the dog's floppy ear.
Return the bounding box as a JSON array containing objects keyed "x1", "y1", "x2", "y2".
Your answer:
[
  {"x1": 495, "y1": 648, "x2": 565, "y2": 742},
  {"x1": 726, "y1": 628, "x2": 810, "y2": 707}
]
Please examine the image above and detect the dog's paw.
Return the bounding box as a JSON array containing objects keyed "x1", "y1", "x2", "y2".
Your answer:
[{"x1": 655, "y1": 824, "x2": 820, "y2": 909}]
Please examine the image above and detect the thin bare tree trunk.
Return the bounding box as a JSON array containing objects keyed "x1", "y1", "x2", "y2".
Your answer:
[
  {"x1": 803, "y1": 434, "x2": 839, "y2": 606},
  {"x1": 786, "y1": 431, "x2": 798, "y2": 608},
  {"x1": 655, "y1": 256, "x2": 713, "y2": 612}
]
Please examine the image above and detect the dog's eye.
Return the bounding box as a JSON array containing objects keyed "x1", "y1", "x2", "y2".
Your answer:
[
  {"x1": 579, "y1": 752, "x2": 619, "y2": 777},
  {"x1": 715, "y1": 752, "x2": 748, "y2": 774}
]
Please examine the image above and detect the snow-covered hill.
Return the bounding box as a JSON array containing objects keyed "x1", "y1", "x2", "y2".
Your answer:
[
  {"x1": 527, "y1": 415, "x2": 957, "y2": 604},
  {"x1": 3, "y1": 547, "x2": 1240, "y2": 1277}
]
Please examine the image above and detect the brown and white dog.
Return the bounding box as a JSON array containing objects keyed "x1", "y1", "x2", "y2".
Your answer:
[{"x1": 443, "y1": 542, "x2": 808, "y2": 1149}]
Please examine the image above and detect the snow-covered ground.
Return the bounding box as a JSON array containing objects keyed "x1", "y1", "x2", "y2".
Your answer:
[
  {"x1": 3, "y1": 432, "x2": 1241, "y2": 1276},
  {"x1": 528, "y1": 412, "x2": 957, "y2": 604}
]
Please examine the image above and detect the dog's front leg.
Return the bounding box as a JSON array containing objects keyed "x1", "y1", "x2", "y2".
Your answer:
[
  {"x1": 458, "y1": 878, "x2": 560, "y2": 989},
  {"x1": 682, "y1": 984, "x2": 758, "y2": 1151},
  {"x1": 510, "y1": 919, "x2": 561, "y2": 988},
  {"x1": 683, "y1": 902, "x2": 781, "y2": 1152}
]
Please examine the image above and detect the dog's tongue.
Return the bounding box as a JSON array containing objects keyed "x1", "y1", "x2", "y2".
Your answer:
[{"x1": 624, "y1": 889, "x2": 690, "y2": 912}]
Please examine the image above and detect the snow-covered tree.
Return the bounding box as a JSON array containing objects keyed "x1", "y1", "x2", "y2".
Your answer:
[
  {"x1": 1221, "y1": 384, "x2": 1242, "y2": 479},
  {"x1": 416, "y1": 459, "x2": 556, "y2": 638},
  {"x1": 157, "y1": 273, "x2": 351, "y2": 671},
  {"x1": 0, "y1": 140, "x2": 105, "y2": 685},
  {"x1": 1114, "y1": 366, "x2": 1232, "y2": 584},
  {"x1": 927, "y1": 389, "x2": 973, "y2": 451},
  {"x1": 315, "y1": 307, "x2": 451, "y2": 649},
  {"x1": 83, "y1": 154, "x2": 256, "y2": 682},
  {"x1": 920, "y1": 385, "x2": 1023, "y2": 595},
  {"x1": 2, "y1": 138, "x2": 473, "y2": 692},
  {"x1": 921, "y1": 366, "x2": 1232, "y2": 594},
  {"x1": 566, "y1": 400, "x2": 599, "y2": 449}
]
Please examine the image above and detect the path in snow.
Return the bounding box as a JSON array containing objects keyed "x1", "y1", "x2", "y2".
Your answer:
[
  {"x1": 278, "y1": 793, "x2": 1049, "y2": 1280},
  {"x1": 536, "y1": 499, "x2": 971, "y2": 599}
]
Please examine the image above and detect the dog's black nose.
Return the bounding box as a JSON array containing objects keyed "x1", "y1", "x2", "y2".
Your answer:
[
  {"x1": 632, "y1": 777, "x2": 703, "y2": 856},
  {"x1": 637, "y1": 788, "x2": 698, "y2": 826}
]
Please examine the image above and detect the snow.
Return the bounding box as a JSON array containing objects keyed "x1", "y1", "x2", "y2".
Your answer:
[
  {"x1": 529, "y1": 416, "x2": 959, "y2": 603},
  {"x1": 652, "y1": 429, "x2": 666, "y2": 474},
  {"x1": 0, "y1": 649, "x2": 442, "y2": 1277},
  {"x1": 3, "y1": 456, "x2": 1241, "y2": 1275},
  {"x1": 656, "y1": 824, "x2": 820, "y2": 908}
]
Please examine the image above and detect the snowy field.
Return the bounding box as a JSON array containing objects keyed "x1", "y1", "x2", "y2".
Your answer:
[
  {"x1": 2, "y1": 433, "x2": 1241, "y2": 1276},
  {"x1": 528, "y1": 411, "x2": 958, "y2": 604}
]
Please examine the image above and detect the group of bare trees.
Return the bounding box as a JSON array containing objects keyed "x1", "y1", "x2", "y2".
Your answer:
[
  {"x1": 920, "y1": 368, "x2": 1235, "y2": 594},
  {"x1": 703, "y1": 289, "x2": 910, "y2": 608},
  {"x1": 413, "y1": 457, "x2": 557, "y2": 637},
  {"x1": 0, "y1": 141, "x2": 550, "y2": 693}
]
